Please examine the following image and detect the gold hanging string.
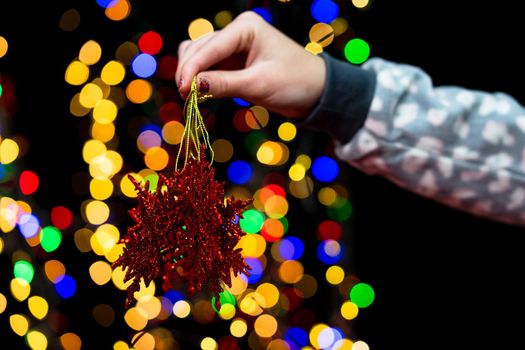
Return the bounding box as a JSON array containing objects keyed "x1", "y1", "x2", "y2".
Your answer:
[{"x1": 175, "y1": 76, "x2": 214, "y2": 172}]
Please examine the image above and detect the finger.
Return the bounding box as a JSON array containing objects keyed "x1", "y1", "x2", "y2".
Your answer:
[
  {"x1": 178, "y1": 12, "x2": 258, "y2": 97},
  {"x1": 176, "y1": 32, "x2": 216, "y2": 85},
  {"x1": 196, "y1": 69, "x2": 256, "y2": 100},
  {"x1": 175, "y1": 34, "x2": 215, "y2": 89}
]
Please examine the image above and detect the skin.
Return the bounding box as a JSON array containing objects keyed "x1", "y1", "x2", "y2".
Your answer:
[{"x1": 176, "y1": 11, "x2": 326, "y2": 119}]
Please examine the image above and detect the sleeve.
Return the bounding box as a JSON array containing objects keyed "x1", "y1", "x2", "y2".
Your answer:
[{"x1": 302, "y1": 54, "x2": 525, "y2": 227}]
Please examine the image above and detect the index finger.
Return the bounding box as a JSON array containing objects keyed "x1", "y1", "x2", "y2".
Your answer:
[{"x1": 177, "y1": 11, "x2": 258, "y2": 97}]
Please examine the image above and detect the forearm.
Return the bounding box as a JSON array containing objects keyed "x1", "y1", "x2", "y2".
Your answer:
[{"x1": 304, "y1": 55, "x2": 525, "y2": 227}]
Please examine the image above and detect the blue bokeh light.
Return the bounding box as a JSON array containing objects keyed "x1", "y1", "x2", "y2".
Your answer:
[
  {"x1": 285, "y1": 327, "x2": 309, "y2": 348},
  {"x1": 279, "y1": 236, "x2": 305, "y2": 260},
  {"x1": 131, "y1": 53, "x2": 157, "y2": 78},
  {"x1": 227, "y1": 160, "x2": 252, "y2": 184},
  {"x1": 311, "y1": 156, "x2": 339, "y2": 182},
  {"x1": 54, "y1": 274, "x2": 77, "y2": 299},
  {"x1": 311, "y1": 0, "x2": 339, "y2": 23},
  {"x1": 18, "y1": 213, "x2": 41, "y2": 239},
  {"x1": 233, "y1": 97, "x2": 251, "y2": 107},
  {"x1": 316, "y1": 240, "x2": 344, "y2": 264},
  {"x1": 96, "y1": 0, "x2": 118, "y2": 8},
  {"x1": 244, "y1": 257, "x2": 263, "y2": 284},
  {"x1": 252, "y1": 7, "x2": 273, "y2": 23}
]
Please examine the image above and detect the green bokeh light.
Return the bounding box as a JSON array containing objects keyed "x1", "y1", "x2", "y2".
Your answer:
[
  {"x1": 279, "y1": 216, "x2": 289, "y2": 234},
  {"x1": 240, "y1": 209, "x2": 265, "y2": 234},
  {"x1": 13, "y1": 261, "x2": 34, "y2": 284},
  {"x1": 211, "y1": 290, "x2": 236, "y2": 313},
  {"x1": 0, "y1": 83, "x2": 3, "y2": 97},
  {"x1": 327, "y1": 197, "x2": 352, "y2": 221},
  {"x1": 350, "y1": 282, "x2": 375, "y2": 308},
  {"x1": 40, "y1": 226, "x2": 62, "y2": 253},
  {"x1": 344, "y1": 38, "x2": 370, "y2": 64},
  {"x1": 144, "y1": 173, "x2": 159, "y2": 193}
]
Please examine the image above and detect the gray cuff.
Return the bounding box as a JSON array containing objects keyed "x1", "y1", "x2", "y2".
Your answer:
[{"x1": 299, "y1": 53, "x2": 377, "y2": 144}]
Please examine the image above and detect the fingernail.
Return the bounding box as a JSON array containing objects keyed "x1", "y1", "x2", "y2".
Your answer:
[{"x1": 198, "y1": 77, "x2": 210, "y2": 93}]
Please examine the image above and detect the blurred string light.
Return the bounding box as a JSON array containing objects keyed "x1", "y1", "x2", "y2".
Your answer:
[
  {"x1": 0, "y1": 36, "x2": 8, "y2": 59},
  {"x1": 2, "y1": 1, "x2": 376, "y2": 348}
]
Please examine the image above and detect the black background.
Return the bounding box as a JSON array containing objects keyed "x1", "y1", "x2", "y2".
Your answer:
[{"x1": 2, "y1": 0, "x2": 525, "y2": 349}]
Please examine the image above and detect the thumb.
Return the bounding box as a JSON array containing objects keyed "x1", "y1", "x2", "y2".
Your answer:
[{"x1": 196, "y1": 70, "x2": 253, "y2": 100}]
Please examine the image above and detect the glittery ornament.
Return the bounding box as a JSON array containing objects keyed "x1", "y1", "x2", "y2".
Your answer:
[{"x1": 113, "y1": 77, "x2": 253, "y2": 310}]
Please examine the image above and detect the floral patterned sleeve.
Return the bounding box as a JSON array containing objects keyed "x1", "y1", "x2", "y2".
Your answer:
[{"x1": 303, "y1": 54, "x2": 525, "y2": 227}]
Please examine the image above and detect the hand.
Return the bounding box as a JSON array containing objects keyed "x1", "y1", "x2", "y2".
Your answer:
[{"x1": 176, "y1": 11, "x2": 326, "y2": 119}]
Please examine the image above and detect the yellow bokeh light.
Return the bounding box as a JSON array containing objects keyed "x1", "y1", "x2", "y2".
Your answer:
[
  {"x1": 239, "y1": 291, "x2": 265, "y2": 316},
  {"x1": 126, "y1": 79, "x2": 152, "y2": 104},
  {"x1": 188, "y1": 18, "x2": 214, "y2": 41},
  {"x1": 257, "y1": 141, "x2": 288, "y2": 166},
  {"x1": 121, "y1": 173, "x2": 142, "y2": 198},
  {"x1": 309, "y1": 23, "x2": 335, "y2": 47},
  {"x1": 92, "y1": 122, "x2": 116, "y2": 142},
  {"x1": 0, "y1": 36, "x2": 8, "y2": 58},
  {"x1": 136, "y1": 295, "x2": 162, "y2": 320},
  {"x1": 82, "y1": 139, "x2": 107, "y2": 164},
  {"x1": 74, "y1": 228, "x2": 93, "y2": 253},
  {"x1": 238, "y1": 233, "x2": 266, "y2": 258},
  {"x1": 79, "y1": 40, "x2": 102, "y2": 65},
  {"x1": 264, "y1": 195, "x2": 288, "y2": 219},
  {"x1": 0, "y1": 293, "x2": 7, "y2": 314},
  {"x1": 267, "y1": 339, "x2": 290, "y2": 350},
  {"x1": 0, "y1": 237, "x2": 3, "y2": 254},
  {"x1": 332, "y1": 338, "x2": 354, "y2": 350},
  {"x1": 105, "y1": 0, "x2": 131, "y2": 21},
  {"x1": 92, "y1": 224, "x2": 119, "y2": 255},
  {"x1": 124, "y1": 307, "x2": 148, "y2": 331},
  {"x1": 331, "y1": 18, "x2": 349, "y2": 36},
  {"x1": 326, "y1": 265, "x2": 345, "y2": 285},
  {"x1": 115, "y1": 41, "x2": 138, "y2": 65},
  {"x1": 60, "y1": 333, "x2": 82, "y2": 350},
  {"x1": 112, "y1": 266, "x2": 133, "y2": 290},
  {"x1": 289, "y1": 163, "x2": 306, "y2": 181},
  {"x1": 224, "y1": 272, "x2": 248, "y2": 296},
  {"x1": 90, "y1": 178, "x2": 114, "y2": 200},
  {"x1": 10, "y1": 314, "x2": 29, "y2": 336},
  {"x1": 144, "y1": 146, "x2": 169, "y2": 171},
  {"x1": 106, "y1": 150, "x2": 123, "y2": 175},
  {"x1": 10, "y1": 278, "x2": 31, "y2": 301},
  {"x1": 289, "y1": 176, "x2": 314, "y2": 199},
  {"x1": 113, "y1": 340, "x2": 130, "y2": 350},
  {"x1": 104, "y1": 242, "x2": 124, "y2": 263},
  {"x1": 278, "y1": 260, "x2": 304, "y2": 284},
  {"x1": 89, "y1": 154, "x2": 114, "y2": 179},
  {"x1": 173, "y1": 300, "x2": 191, "y2": 318},
  {"x1": 162, "y1": 121, "x2": 184, "y2": 145},
  {"x1": 230, "y1": 318, "x2": 248, "y2": 338},
  {"x1": 246, "y1": 106, "x2": 269, "y2": 129},
  {"x1": 211, "y1": 138, "x2": 234, "y2": 163},
  {"x1": 85, "y1": 200, "x2": 110, "y2": 225},
  {"x1": 93, "y1": 99, "x2": 118, "y2": 124},
  {"x1": 26, "y1": 330, "x2": 48, "y2": 350},
  {"x1": 0, "y1": 196, "x2": 18, "y2": 232},
  {"x1": 28, "y1": 296, "x2": 49, "y2": 320},
  {"x1": 278, "y1": 122, "x2": 297, "y2": 141},
  {"x1": 305, "y1": 42, "x2": 323, "y2": 55},
  {"x1": 65, "y1": 61, "x2": 89, "y2": 86},
  {"x1": 318, "y1": 187, "x2": 337, "y2": 206},
  {"x1": 254, "y1": 314, "x2": 278, "y2": 338},
  {"x1": 296, "y1": 154, "x2": 312, "y2": 169},
  {"x1": 70, "y1": 93, "x2": 91, "y2": 117},
  {"x1": 256, "y1": 283, "x2": 279, "y2": 308},
  {"x1": 218, "y1": 302, "x2": 236, "y2": 320},
  {"x1": 0, "y1": 138, "x2": 19, "y2": 164},
  {"x1": 214, "y1": 10, "x2": 233, "y2": 28},
  {"x1": 89, "y1": 260, "x2": 113, "y2": 285},
  {"x1": 101, "y1": 60, "x2": 126, "y2": 85},
  {"x1": 79, "y1": 83, "x2": 103, "y2": 108},
  {"x1": 309, "y1": 323, "x2": 329, "y2": 349},
  {"x1": 351, "y1": 341, "x2": 370, "y2": 350},
  {"x1": 352, "y1": 0, "x2": 370, "y2": 9},
  {"x1": 200, "y1": 337, "x2": 217, "y2": 350},
  {"x1": 341, "y1": 301, "x2": 359, "y2": 320},
  {"x1": 132, "y1": 331, "x2": 155, "y2": 350},
  {"x1": 134, "y1": 278, "x2": 156, "y2": 301},
  {"x1": 44, "y1": 259, "x2": 66, "y2": 282}
]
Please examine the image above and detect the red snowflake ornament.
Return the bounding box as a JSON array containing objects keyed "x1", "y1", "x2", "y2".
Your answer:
[{"x1": 113, "y1": 148, "x2": 252, "y2": 309}]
